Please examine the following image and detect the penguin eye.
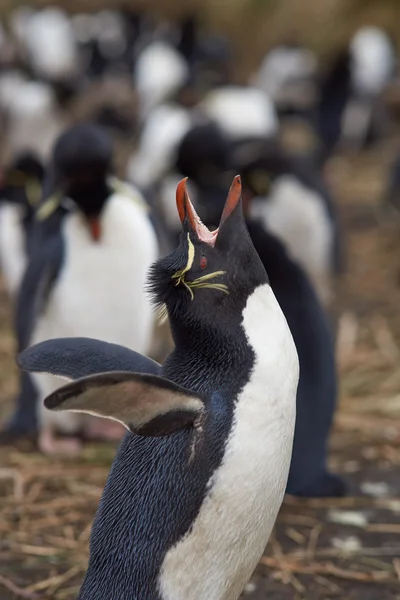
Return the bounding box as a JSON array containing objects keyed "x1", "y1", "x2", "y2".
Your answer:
[{"x1": 200, "y1": 254, "x2": 207, "y2": 270}]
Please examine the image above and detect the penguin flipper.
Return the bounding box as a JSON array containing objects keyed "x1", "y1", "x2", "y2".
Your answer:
[
  {"x1": 42, "y1": 372, "x2": 205, "y2": 437},
  {"x1": 17, "y1": 337, "x2": 161, "y2": 381},
  {"x1": 15, "y1": 235, "x2": 64, "y2": 351}
]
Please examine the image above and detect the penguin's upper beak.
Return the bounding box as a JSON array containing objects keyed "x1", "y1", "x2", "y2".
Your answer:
[{"x1": 176, "y1": 175, "x2": 242, "y2": 247}]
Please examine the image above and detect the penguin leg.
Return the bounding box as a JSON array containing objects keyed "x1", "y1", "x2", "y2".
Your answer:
[
  {"x1": 0, "y1": 372, "x2": 38, "y2": 444},
  {"x1": 38, "y1": 425, "x2": 82, "y2": 456},
  {"x1": 81, "y1": 415, "x2": 126, "y2": 442},
  {"x1": 35, "y1": 372, "x2": 85, "y2": 456}
]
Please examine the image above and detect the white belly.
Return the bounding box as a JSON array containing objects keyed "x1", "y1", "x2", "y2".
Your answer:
[
  {"x1": 32, "y1": 194, "x2": 158, "y2": 431},
  {"x1": 0, "y1": 203, "x2": 27, "y2": 298},
  {"x1": 158, "y1": 284, "x2": 299, "y2": 600}
]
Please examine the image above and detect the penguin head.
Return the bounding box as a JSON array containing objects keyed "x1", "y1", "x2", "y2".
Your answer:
[
  {"x1": 232, "y1": 139, "x2": 291, "y2": 202},
  {"x1": 175, "y1": 123, "x2": 233, "y2": 227},
  {"x1": 149, "y1": 176, "x2": 268, "y2": 334},
  {"x1": 44, "y1": 123, "x2": 113, "y2": 241}
]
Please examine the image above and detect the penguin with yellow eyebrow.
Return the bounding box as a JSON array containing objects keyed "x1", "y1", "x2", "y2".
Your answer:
[
  {"x1": 3, "y1": 123, "x2": 158, "y2": 453},
  {"x1": 18, "y1": 176, "x2": 299, "y2": 599}
]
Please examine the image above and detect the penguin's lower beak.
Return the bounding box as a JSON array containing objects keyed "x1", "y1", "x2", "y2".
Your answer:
[
  {"x1": 86, "y1": 216, "x2": 102, "y2": 242},
  {"x1": 176, "y1": 175, "x2": 242, "y2": 246}
]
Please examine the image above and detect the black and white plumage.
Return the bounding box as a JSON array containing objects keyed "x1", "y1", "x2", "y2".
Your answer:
[
  {"x1": 133, "y1": 41, "x2": 190, "y2": 121},
  {"x1": 72, "y1": 9, "x2": 143, "y2": 81},
  {"x1": 11, "y1": 123, "x2": 158, "y2": 451},
  {"x1": 16, "y1": 7, "x2": 79, "y2": 84},
  {"x1": 317, "y1": 27, "x2": 395, "y2": 158},
  {"x1": 200, "y1": 85, "x2": 279, "y2": 142},
  {"x1": 0, "y1": 75, "x2": 66, "y2": 161},
  {"x1": 252, "y1": 43, "x2": 318, "y2": 117},
  {"x1": 19, "y1": 177, "x2": 299, "y2": 598},
  {"x1": 0, "y1": 152, "x2": 44, "y2": 297},
  {"x1": 235, "y1": 140, "x2": 342, "y2": 307},
  {"x1": 245, "y1": 219, "x2": 346, "y2": 497}
]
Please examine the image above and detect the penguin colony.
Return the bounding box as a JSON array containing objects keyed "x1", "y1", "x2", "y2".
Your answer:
[{"x1": 0, "y1": 7, "x2": 399, "y2": 598}]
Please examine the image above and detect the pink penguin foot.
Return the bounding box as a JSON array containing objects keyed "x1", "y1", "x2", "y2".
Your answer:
[
  {"x1": 38, "y1": 428, "x2": 83, "y2": 456},
  {"x1": 83, "y1": 418, "x2": 126, "y2": 442}
]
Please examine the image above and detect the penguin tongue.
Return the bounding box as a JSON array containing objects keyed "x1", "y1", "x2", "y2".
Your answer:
[
  {"x1": 176, "y1": 175, "x2": 241, "y2": 247},
  {"x1": 87, "y1": 216, "x2": 102, "y2": 242}
]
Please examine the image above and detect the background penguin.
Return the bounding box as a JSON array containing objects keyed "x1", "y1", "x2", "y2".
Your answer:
[
  {"x1": 10, "y1": 122, "x2": 158, "y2": 454},
  {"x1": 147, "y1": 120, "x2": 232, "y2": 247},
  {"x1": 199, "y1": 85, "x2": 279, "y2": 144},
  {"x1": 244, "y1": 214, "x2": 346, "y2": 497},
  {"x1": 317, "y1": 26, "x2": 395, "y2": 160},
  {"x1": 252, "y1": 42, "x2": 318, "y2": 120},
  {"x1": 0, "y1": 151, "x2": 44, "y2": 297},
  {"x1": 18, "y1": 176, "x2": 299, "y2": 599},
  {"x1": 234, "y1": 139, "x2": 342, "y2": 308}
]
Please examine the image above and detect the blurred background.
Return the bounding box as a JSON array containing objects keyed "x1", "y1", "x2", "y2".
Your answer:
[{"x1": 0, "y1": 1, "x2": 400, "y2": 599}]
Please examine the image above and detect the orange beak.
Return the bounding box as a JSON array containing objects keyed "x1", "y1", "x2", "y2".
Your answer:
[
  {"x1": 176, "y1": 175, "x2": 242, "y2": 247},
  {"x1": 87, "y1": 216, "x2": 102, "y2": 242}
]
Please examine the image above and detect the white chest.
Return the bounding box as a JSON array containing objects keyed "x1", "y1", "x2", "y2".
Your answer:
[
  {"x1": 32, "y1": 195, "x2": 158, "y2": 430},
  {"x1": 33, "y1": 194, "x2": 158, "y2": 351},
  {"x1": 252, "y1": 175, "x2": 334, "y2": 305},
  {"x1": 158, "y1": 284, "x2": 299, "y2": 600}
]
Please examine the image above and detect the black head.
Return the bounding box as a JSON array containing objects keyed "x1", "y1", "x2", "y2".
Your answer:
[
  {"x1": 44, "y1": 123, "x2": 113, "y2": 240},
  {"x1": 175, "y1": 123, "x2": 233, "y2": 227},
  {"x1": 149, "y1": 176, "x2": 268, "y2": 343},
  {"x1": 231, "y1": 138, "x2": 295, "y2": 201},
  {"x1": 176, "y1": 123, "x2": 230, "y2": 184}
]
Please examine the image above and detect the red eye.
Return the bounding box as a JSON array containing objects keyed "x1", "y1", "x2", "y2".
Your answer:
[{"x1": 200, "y1": 255, "x2": 207, "y2": 269}]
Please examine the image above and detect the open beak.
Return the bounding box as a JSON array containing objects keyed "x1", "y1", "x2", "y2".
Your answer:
[{"x1": 176, "y1": 175, "x2": 242, "y2": 247}]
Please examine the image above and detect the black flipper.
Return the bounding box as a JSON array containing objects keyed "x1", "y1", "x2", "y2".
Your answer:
[
  {"x1": 18, "y1": 337, "x2": 161, "y2": 381},
  {"x1": 3, "y1": 213, "x2": 65, "y2": 441},
  {"x1": 15, "y1": 233, "x2": 64, "y2": 352},
  {"x1": 44, "y1": 371, "x2": 205, "y2": 437}
]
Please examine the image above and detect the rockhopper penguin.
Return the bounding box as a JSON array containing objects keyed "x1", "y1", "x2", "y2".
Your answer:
[
  {"x1": 18, "y1": 176, "x2": 299, "y2": 599},
  {"x1": 9, "y1": 123, "x2": 158, "y2": 453}
]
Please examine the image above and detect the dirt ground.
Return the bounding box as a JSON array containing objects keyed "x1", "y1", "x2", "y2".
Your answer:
[{"x1": 1, "y1": 138, "x2": 400, "y2": 599}]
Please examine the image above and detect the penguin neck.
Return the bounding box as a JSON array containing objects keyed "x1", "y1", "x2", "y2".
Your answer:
[
  {"x1": 165, "y1": 314, "x2": 253, "y2": 394},
  {"x1": 68, "y1": 179, "x2": 111, "y2": 216}
]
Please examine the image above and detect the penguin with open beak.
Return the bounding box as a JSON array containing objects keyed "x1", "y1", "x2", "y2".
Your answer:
[
  {"x1": 4, "y1": 123, "x2": 158, "y2": 453},
  {"x1": 18, "y1": 176, "x2": 299, "y2": 599}
]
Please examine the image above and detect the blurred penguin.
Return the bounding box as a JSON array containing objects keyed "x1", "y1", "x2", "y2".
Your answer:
[
  {"x1": 0, "y1": 77, "x2": 67, "y2": 162},
  {"x1": 317, "y1": 27, "x2": 395, "y2": 159},
  {"x1": 161, "y1": 121, "x2": 232, "y2": 242},
  {"x1": 253, "y1": 43, "x2": 318, "y2": 119},
  {"x1": 126, "y1": 103, "x2": 193, "y2": 254},
  {"x1": 199, "y1": 85, "x2": 279, "y2": 143},
  {"x1": 234, "y1": 140, "x2": 342, "y2": 308},
  {"x1": 72, "y1": 9, "x2": 144, "y2": 82},
  {"x1": 133, "y1": 39, "x2": 190, "y2": 122},
  {"x1": 9, "y1": 123, "x2": 158, "y2": 453},
  {"x1": 243, "y1": 203, "x2": 346, "y2": 497},
  {"x1": 0, "y1": 151, "x2": 44, "y2": 297},
  {"x1": 11, "y1": 7, "x2": 79, "y2": 102}
]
